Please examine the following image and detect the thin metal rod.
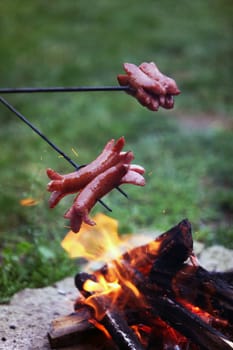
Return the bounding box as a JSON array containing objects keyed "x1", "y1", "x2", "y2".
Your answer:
[
  {"x1": 0, "y1": 87, "x2": 129, "y2": 199},
  {"x1": 0, "y1": 86, "x2": 130, "y2": 94},
  {"x1": 0, "y1": 95, "x2": 113, "y2": 212}
]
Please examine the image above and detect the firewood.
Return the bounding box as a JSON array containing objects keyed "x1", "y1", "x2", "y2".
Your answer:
[
  {"x1": 121, "y1": 219, "x2": 193, "y2": 276},
  {"x1": 150, "y1": 263, "x2": 233, "y2": 324},
  {"x1": 101, "y1": 310, "x2": 145, "y2": 350},
  {"x1": 210, "y1": 270, "x2": 233, "y2": 286},
  {"x1": 53, "y1": 220, "x2": 233, "y2": 349},
  {"x1": 48, "y1": 307, "x2": 114, "y2": 349},
  {"x1": 149, "y1": 296, "x2": 233, "y2": 350},
  {"x1": 74, "y1": 274, "x2": 145, "y2": 350}
]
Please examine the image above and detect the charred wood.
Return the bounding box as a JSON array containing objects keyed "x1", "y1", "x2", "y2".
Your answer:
[
  {"x1": 149, "y1": 295, "x2": 232, "y2": 350},
  {"x1": 210, "y1": 270, "x2": 233, "y2": 287},
  {"x1": 122, "y1": 219, "x2": 193, "y2": 276},
  {"x1": 75, "y1": 272, "x2": 145, "y2": 350},
  {"x1": 150, "y1": 264, "x2": 233, "y2": 325},
  {"x1": 68, "y1": 220, "x2": 233, "y2": 350},
  {"x1": 101, "y1": 310, "x2": 145, "y2": 350}
]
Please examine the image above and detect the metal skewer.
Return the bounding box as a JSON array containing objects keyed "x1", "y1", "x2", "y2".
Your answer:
[
  {"x1": 0, "y1": 86, "x2": 130, "y2": 94},
  {"x1": 0, "y1": 84, "x2": 130, "y2": 199},
  {"x1": 0, "y1": 95, "x2": 130, "y2": 212}
]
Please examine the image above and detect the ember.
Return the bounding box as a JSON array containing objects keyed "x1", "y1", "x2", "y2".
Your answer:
[{"x1": 49, "y1": 218, "x2": 233, "y2": 350}]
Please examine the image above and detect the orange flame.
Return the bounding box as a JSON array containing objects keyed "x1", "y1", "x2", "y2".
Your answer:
[
  {"x1": 61, "y1": 213, "x2": 128, "y2": 262},
  {"x1": 61, "y1": 213, "x2": 153, "y2": 263},
  {"x1": 61, "y1": 213, "x2": 169, "y2": 322},
  {"x1": 61, "y1": 213, "x2": 155, "y2": 266},
  {"x1": 61, "y1": 213, "x2": 156, "y2": 319},
  {"x1": 62, "y1": 215, "x2": 231, "y2": 346}
]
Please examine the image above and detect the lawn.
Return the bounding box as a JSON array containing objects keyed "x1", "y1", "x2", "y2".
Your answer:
[{"x1": 0, "y1": 0, "x2": 232, "y2": 302}]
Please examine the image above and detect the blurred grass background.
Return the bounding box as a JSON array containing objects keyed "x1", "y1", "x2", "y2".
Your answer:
[{"x1": 0, "y1": 0, "x2": 232, "y2": 302}]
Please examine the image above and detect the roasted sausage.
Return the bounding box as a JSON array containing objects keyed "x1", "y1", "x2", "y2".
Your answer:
[
  {"x1": 47, "y1": 137, "x2": 146, "y2": 232},
  {"x1": 64, "y1": 163, "x2": 129, "y2": 233},
  {"x1": 117, "y1": 61, "x2": 180, "y2": 111},
  {"x1": 47, "y1": 137, "x2": 133, "y2": 208}
]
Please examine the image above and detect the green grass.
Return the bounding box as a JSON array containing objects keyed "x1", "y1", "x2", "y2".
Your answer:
[{"x1": 0, "y1": 0, "x2": 233, "y2": 302}]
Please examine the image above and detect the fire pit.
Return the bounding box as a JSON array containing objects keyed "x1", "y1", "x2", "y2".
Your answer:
[{"x1": 48, "y1": 217, "x2": 233, "y2": 350}]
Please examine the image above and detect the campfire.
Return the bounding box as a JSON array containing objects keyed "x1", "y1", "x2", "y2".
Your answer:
[
  {"x1": 2, "y1": 60, "x2": 232, "y2": 349},
  {"x1": 48, "y1": 214, "x2": 233, "y2": 350}
]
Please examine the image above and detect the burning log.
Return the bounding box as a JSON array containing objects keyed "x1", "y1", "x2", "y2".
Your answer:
[
  {"x1": 102, "y1": 310, "x2": 146, "y2": 350},
  {"x1": 48, "y1": 306, "x2": 116, "y2": 349},
  {"x1": 74, "y1": 272, "x2": 146, "y2": 350},
  {"x1": 48, "y1": 219, "x2": 233, "y2": 349},
  {"x1": 173, "y1": 265, "x2": 233, "y2": 323},
  {"x1": 148, "y1": 295, "x2": 232, "y2": 350}
]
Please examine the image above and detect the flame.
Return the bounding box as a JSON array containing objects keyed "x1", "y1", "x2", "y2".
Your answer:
[
  {"x1": 81, "y1": 256, "x2": 143, "y2": 320},
  {"x1": 88, "y1": 318, "x2": 111, "y2": 339},
  {"x1": 83, "y1": 275, "x2": 121, "y2": 294},
  {"x1": 131, "y1": 324, "x2": 151, "y2": 346},
  {"x1": 62, "y1": 216, "x2": 231, "y2": 347},
  {"x1": 61, "y1": 213, "x2": 156, "y2": 319},
  {"x1": 178, "y1": 299, "x2": 229, "y2": 328},
  {"x1": 83, "y1": 273, "x2": 122, "y2": 320},
  {"x1": 20, "y1": 197, "x2": 40, "y2": 206},
  {"x1": 61, "y1": 213, "x2": 128, "y2": 262},
  {"x1": 62, "y1": 213, "x2": 164, "y2": 320}
]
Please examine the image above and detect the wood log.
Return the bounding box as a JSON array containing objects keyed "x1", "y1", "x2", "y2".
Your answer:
[
  {"x1": 73, "y1": 219, "x2": 194, "y2": 308},
  {"x1": 148, "y1": 295, "x2": 233, "y2": 350},
  {"x1": 122, "y1": 218, "x2": 193, "y2": 276},
  {"x1": 150, "y1": 264, "x2": 233, "y2": 325},
  {"x1": 210, "y1": 270, "x2": 233, "y2": 287},
  {"x1": 74, "y1": 273, "x2": 145, "y2": 349},
  {"x1": 48, "y1": 306, "x2": 115, "y2": 349},
  {"x1": 101, "y1": 310, "x2": 145, "y2": 350},
  {"x1": 57, "y1": 220, "x2": 232, "y2": 349}
]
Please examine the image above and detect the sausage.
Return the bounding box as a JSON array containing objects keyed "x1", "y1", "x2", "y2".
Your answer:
[
  {"x1": 47, "y1": 137, "x2": 130, "y2": 207},
  {"x1": 117, "y1": 61, "x2": 180, "y2": 111},
  {"x1": 64, "y1": 163, "x2": 129, "y2": 233},
  {"x1": 122, "y1": 63, "x2": 166, "y2": 95},
  {"x1": 64, "y1": 163, "x2": 146, "y2": 233},
  {"x1": 139, "y1": 62, "x2": 180, "y2": 95},
  {"x1": 120, "y1": 164, "x2": 146, "y2": 186},
  {"x1": 47, "y1": 149, "x2": 134, "y2": 208},
  {"x1": 120, "y1": 170, "x2": 145, "y2": 186},
  {"x1": 47, "y1": 136, "x2": 146, "y2": 232},
  {"x1": 47, "y1": 137, "x2": 125, "y2": 191}
]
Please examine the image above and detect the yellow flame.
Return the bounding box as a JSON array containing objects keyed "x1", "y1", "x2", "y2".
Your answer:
[
  {"x1": 62, "y1": 213, "x2": 159, "y2": 319},
  {"x1": 61, "y1": 213, "x2": 130, "y2": 262},
  {"x1": 83, "y1": 274, "x2": 122, "y2": 320},
  {"x1": 84, "y1": 276, "x2": 121, "y2": 294}
]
